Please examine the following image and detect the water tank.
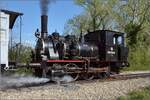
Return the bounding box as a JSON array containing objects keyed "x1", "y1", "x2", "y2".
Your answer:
[{"x1": 0, "y1": 11, "x2": 9, "y2": 68}]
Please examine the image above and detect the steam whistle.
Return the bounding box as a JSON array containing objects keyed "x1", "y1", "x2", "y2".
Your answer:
[{"x1": 35, "y1": 29, "x2": 41, "y2": 38}]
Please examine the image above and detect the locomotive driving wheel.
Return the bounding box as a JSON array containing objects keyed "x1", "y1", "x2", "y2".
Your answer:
[
  {"x1": 83, "y1": 73, "x2": 94, "y2": 80},
  {"x1": 65, "y1": 63, "x2": 79, "y2": 81},
  {"x1": 33, "y1": 68, "x2": 43, "y2": 77},
  {"x1": 70, "y1": 73, "x2": 79, "y2": 81}
]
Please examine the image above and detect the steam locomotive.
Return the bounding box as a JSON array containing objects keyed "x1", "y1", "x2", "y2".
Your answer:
[{"x1": 31, "y1": 15, "x2": 129, "y2": 80}]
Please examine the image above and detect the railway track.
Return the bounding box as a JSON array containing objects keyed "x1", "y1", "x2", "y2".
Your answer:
[
  {"x1": 73, "y1": 72, "x2": 150, "y2": 85},
  {"x1": 110, "y1": 72, "x2": 150, "y2": 79},
  {"x1": 0, "y1": 72, "x2": 150, "y2": 90}
]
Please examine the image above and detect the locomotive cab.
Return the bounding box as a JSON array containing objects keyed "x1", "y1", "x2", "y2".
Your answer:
[{"x1": 84, "y1": 30, "x2": 129, "y2": 67}]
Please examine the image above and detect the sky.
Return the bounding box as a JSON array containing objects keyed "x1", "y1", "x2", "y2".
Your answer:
[{"x1": 0, "y1": 0, "x2": 83, "y2": 46}]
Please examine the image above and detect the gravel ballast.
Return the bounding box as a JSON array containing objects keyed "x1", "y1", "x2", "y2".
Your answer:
[{"x1": 0, "y1": 77, "x2": 150, "y2": 100}]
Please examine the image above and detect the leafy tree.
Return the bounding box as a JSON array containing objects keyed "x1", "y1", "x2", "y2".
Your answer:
[
  {"x1": 64, "y1": 13, "x2": 89, "y2": 36},
  {"x1": 75, "y1": 0, "x2": 102, "y2": 31},
  {"x1": 64, "y1": 0, "x2": 117, "y2": 35},
  {"x1": 113, "y1": 0, "x2": 150, "y2": 47}
]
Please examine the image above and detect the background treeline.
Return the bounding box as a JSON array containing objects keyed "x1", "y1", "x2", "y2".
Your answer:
[
  {"x1": 64, "y1": 0, "x2": 150, "y2": 71},
  {"x1": 9, "y1": 43, "x2": 32, "y2": 63}
]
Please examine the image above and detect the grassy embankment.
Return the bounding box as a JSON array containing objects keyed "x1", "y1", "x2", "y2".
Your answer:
[
  {"x1": 122, "y1": 65, "x2": 150, "y2": 71},
  {"x1": 15, "y1": 67, "x2": 33, "y2": 75},
  {"x1": 122, "y1": 46, "x2": 150, "y2": 71},
  {"x1": 117, "y1": 86, "x2": 150, "y2": 100}
]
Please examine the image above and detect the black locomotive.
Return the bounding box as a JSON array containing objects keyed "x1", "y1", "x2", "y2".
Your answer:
[{"x1": 31, "y1": 15, "x2": 129, "y2": 80}]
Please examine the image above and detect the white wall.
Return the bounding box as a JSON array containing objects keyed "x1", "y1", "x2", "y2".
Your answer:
[{"x1": 0, "y1": 11, "x2": 9, "y2": 67}]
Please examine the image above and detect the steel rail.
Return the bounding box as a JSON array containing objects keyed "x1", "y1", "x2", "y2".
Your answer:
[{"x1": 74, "y1": 72, "x2": 150, "y2": 85}]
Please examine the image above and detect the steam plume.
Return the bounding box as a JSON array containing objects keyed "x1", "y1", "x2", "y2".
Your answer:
[
  {"x1": 52, "y1": 75, "x2": 74, "y2": 84},
  {"x1": 40, "y1": 0, "x2": 55, "y2": 15},
  {"x1": 0, "y1": 74, "x2": 49, "y2": 90}
]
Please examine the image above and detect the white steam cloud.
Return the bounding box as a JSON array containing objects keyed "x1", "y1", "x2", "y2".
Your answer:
[
  {"x1": 52, "y1": 75, "x2": 74, "y2": 84},
  {"x1": 0, "y1": 74, "x2": 50, "y2": 90}
]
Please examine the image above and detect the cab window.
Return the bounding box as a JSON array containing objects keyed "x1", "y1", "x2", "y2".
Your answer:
[
  {"x1": 117, "y1": 36, "x2": 123, "y2": 45},
  {"x1": 113, "y1": 35, "x2": 123, "y2": 45}
]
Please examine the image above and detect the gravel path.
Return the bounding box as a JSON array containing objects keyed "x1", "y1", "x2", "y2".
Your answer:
[{"x1": 0, "y1": 77, "x2": 150, "y2": 100}]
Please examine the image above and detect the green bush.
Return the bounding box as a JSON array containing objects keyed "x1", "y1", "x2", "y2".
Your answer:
[
  {"x1": 117, "y1": 87, "x2": 150, "y2": 100},
  {"x1": 15, "y1": 67, "x2": 33, "y2": 75},
  {"x1": 9, "y1": 44, "x2": 32, "y2": 63},
  {"x1": 123, "y1": 43, "x2": 150, "y2": 71}
]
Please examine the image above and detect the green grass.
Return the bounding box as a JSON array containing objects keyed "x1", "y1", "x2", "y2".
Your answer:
[
  {"x1": 117, "y1": 87, "x2": 150, "y2": 100},
  {"x1": 122, "y1": 65, "x2": 150, "y2": 71},
  {"x1": 16, "y1": 67, "x2": 33, "y2": 75}
]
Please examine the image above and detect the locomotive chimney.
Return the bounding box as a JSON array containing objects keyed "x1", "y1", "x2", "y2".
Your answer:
[{"x1": 41, "y1": 15, "x2": 48, "y2": 38}]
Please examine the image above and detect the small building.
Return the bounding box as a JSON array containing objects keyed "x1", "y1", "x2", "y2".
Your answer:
[{"x1": 0, "y1": 9, "x2": 23, "y2": 68}]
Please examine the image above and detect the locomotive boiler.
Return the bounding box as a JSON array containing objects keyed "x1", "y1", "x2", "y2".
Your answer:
[{"x1": 31, "y1": 14, "x2": 129, "y2": 80}]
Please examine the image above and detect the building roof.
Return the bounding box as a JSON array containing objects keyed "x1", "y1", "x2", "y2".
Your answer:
[{"x1": 0, "y1": 9, "x2": 23, "y2": 29}]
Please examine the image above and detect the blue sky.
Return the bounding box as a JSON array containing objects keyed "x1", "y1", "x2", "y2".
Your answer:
[{"x1": 0, "y1": 0, "x2": 83, "y2": 46}]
